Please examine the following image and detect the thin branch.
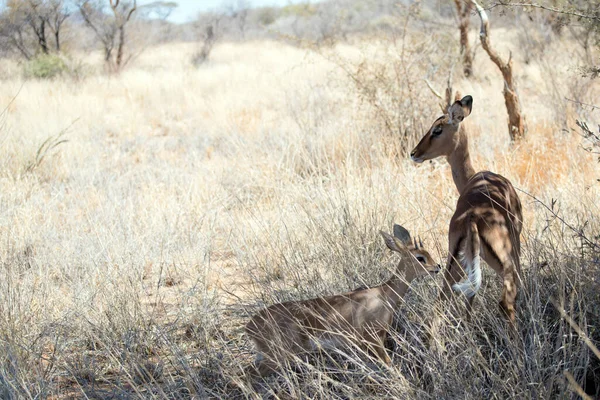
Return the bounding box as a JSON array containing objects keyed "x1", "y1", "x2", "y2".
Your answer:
[
  {"x1": 109, "y1": 0, "x2": 137, "y2": 23},
  {"x1": 490, "y1": 2, "x2": 600, "y2": 22},
  {"x1": 516, "y1": 187, "x2": 600, "y2": 251},
  {"x1": 125, "y1": 0, "x2": 137, "y2": 22},
  {"x1": 565, "y1": 98, "x2": 600, "y2": 111},
  {"x1": 78, "y1": 3, "x2": 107, "y2": 46},
  {"x1": 423, "y1": 79, "x2": 443, "y2": 100}
]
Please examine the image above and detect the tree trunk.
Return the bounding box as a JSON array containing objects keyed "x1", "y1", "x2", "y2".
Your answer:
[
  {"x1": 472, "y1": 0, "x2": 526, "y2": 141},
  {"x1": 37, "y1": 18, "x2": 49, "y2": 54},
  {"x1": 54, "y1": 29, "x2": 60, "y2": 52},
  {"x1": 116, "y1": 25, "x2": 125, "y2": 68},
  {"x1": 194, "y1": 25, "x2": 215, "y2": 66},
  {"x1": 454, "y1": 0, "x2": 473, "y2": 77},
  {"x1": 108, "y1": 0, "x2": 136, "y2": 71}
]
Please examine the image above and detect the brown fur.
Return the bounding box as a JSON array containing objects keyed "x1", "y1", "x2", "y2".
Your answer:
[
  {"x1": 245, "y1": 225, "x2": 440, "y2": 377},
  {"x1": 410, "y1": 95, "x2": 523, "y2": 325}
]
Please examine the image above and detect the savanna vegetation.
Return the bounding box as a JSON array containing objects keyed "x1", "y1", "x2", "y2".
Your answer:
[{"x1": 0, "y1": 0, "x2": 599, "y2": 398}]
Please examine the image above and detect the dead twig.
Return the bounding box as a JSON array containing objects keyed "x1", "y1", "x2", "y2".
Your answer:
[
  {"x1": 423, "y1": 79, "x2": 443, "y2": 100},
  {"x1": 490, "y1": 2, "x2": 600, "y2": 23},
  {"x1": 516, "y1": 188, "x2": 600, "y2": 251}
]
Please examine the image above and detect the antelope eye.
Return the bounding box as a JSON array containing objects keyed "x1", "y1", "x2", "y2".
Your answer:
[
  {"x1": 416, "y1": 256, "x2": 426, "y2": 263},
  {"x1": 431, "y1": 126, "x2": 443, "y2": 137}
]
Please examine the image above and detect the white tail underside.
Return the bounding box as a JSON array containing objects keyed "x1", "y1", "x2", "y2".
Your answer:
[{"x1": 452, "y1": 245, "x2": 482, "y2": 298}]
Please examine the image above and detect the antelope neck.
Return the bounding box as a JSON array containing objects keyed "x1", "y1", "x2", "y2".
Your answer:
[
  {"x1": 382, "y1": 273, "x2": 410, "y2": 306},
  {"x1": 447, "y1": 126, "x2": 476, "y2": 194}
]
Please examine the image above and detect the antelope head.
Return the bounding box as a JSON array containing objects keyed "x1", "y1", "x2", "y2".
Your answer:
[
  {"x1": 410, "y1": 95, "x2": 473, "y2": 163},
  {"x1": 380, "y1": 224, "x2": 440, "y2": 281}
]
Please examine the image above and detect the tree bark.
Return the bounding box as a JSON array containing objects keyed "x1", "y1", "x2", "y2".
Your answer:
[
  {"x1": 31, "y1": 16, "x2": 49, "y2": 54},
  {"x1": 108, "y1": 0, "x2": 136, "y2": 71},
  {"x1": 472, "y1": 0, "x2": 526, "y2": 141},
  {"x1": 116, "y1": 25, "x2": 125, "y2": 67},
  {"x1": 454, "y1": 0, "x2": 473, "y2": 77},
  {"x1": 54, "y1": 29, "x2": 60, "y2": 51}
]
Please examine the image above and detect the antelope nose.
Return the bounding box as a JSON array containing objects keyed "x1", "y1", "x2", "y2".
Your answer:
[{"x1": 410, "y1": 150, "x2": 416, "y2": 157}]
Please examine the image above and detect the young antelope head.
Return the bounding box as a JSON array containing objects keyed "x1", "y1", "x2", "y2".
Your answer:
[
  {"x1": 410, "y1": 95, "x2": 473, "y2": 163},
  {"x1": 380, "y1": 224, "x2": 440, "y2": 281}
]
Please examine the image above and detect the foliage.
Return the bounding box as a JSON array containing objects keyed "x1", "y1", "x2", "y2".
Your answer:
[
  {"x1": 0, "y1": 0, "x2": 599, "y2": 398},
  {"x1": 23, "y1": 53, "x2": 67, "y2": 79},
  {"x1": 281, "y1": 3, "x2": 318, "y2": 18},
  {"x1": 0, "y1": 0, "x2": 70, "y2": 58}
]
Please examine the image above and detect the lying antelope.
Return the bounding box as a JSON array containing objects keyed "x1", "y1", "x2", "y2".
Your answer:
[
  {"x1": 245, "y1": 225, "x2": 440, "y2": 377},
  {"x1": 410, "y1": 95, "x2": 523, "y2": 324}
]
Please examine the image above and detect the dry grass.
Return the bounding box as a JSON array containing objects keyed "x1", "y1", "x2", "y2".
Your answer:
[{"x1": 0, "y1": 14, "x2": 599, "y2": 399}]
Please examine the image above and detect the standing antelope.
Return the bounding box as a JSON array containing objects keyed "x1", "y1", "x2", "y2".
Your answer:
[
  {"x1": 245, "y1": 225, "x2": 440, "y2": 377},
  {"x1": 410, "y1": 95, "x2": 523, "y2": 324}
]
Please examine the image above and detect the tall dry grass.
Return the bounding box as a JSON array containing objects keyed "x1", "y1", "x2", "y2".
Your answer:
[{"x1": 0, "y1": 12, "x2": 599, "y2": 399}]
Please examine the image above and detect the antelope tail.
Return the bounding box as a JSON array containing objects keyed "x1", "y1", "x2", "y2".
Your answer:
[{"x1": 452, "y1": 221, "x2": 482, "y2": 298}]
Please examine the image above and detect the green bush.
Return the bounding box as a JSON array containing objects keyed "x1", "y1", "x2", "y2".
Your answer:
[{"x1": 24, "y1": 54, "x2": 68, "y2": 79}]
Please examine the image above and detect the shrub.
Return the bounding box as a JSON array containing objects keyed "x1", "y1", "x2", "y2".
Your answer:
[{"x1": 23, "y1": 54, "x2": 68, "y2": 79}]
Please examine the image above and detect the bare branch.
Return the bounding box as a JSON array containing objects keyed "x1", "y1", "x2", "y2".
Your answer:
[
  {"x1": 423, "y1": 79, "x2": 443, "y2": 100},
  {"x1": 491, "y1": 2, "x2": 600, "y2": 22},
  {"x1": 472, "y1": 0, "x2": 504, "y2": 68},
  {"x1": 565, "y1": 98, "x2": 600, "y2": 111},
  {"x1": 517, "y1": 188, "x2": 600, "y2": 251},
  {"x1": 126, "y1": 0, "x2": 137, "y2": 22},
  {"x1": 78, "y1": 2, "x2": 111, "y2": 47}
]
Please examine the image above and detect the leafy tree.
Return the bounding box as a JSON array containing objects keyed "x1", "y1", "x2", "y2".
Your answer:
[{"x1": 0, "y1": 0, "x2": 70, "y2": 58}]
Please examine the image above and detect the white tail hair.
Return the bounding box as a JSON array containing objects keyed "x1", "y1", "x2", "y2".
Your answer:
[{"x1": 452, "y1": 221, "x2": 482, "y2": 298}]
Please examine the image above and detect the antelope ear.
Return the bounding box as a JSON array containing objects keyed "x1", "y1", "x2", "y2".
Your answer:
[
  {"x1": 460, "y1": 95, "x2": 473, "y2": 118},
  {"x1": 448, "y1": 95, "x2": 473, "y2": 123},
  {"x1": 393, "y1": 224, "x2": 412, "y2": 246},
  {"x1": 380, "y1": 231, "x2": 405, "y2": 253}
]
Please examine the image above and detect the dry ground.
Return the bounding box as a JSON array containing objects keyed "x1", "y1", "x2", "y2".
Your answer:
[{"x1": 0, "y1": 17, "x2": 599, "y2": 399}]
